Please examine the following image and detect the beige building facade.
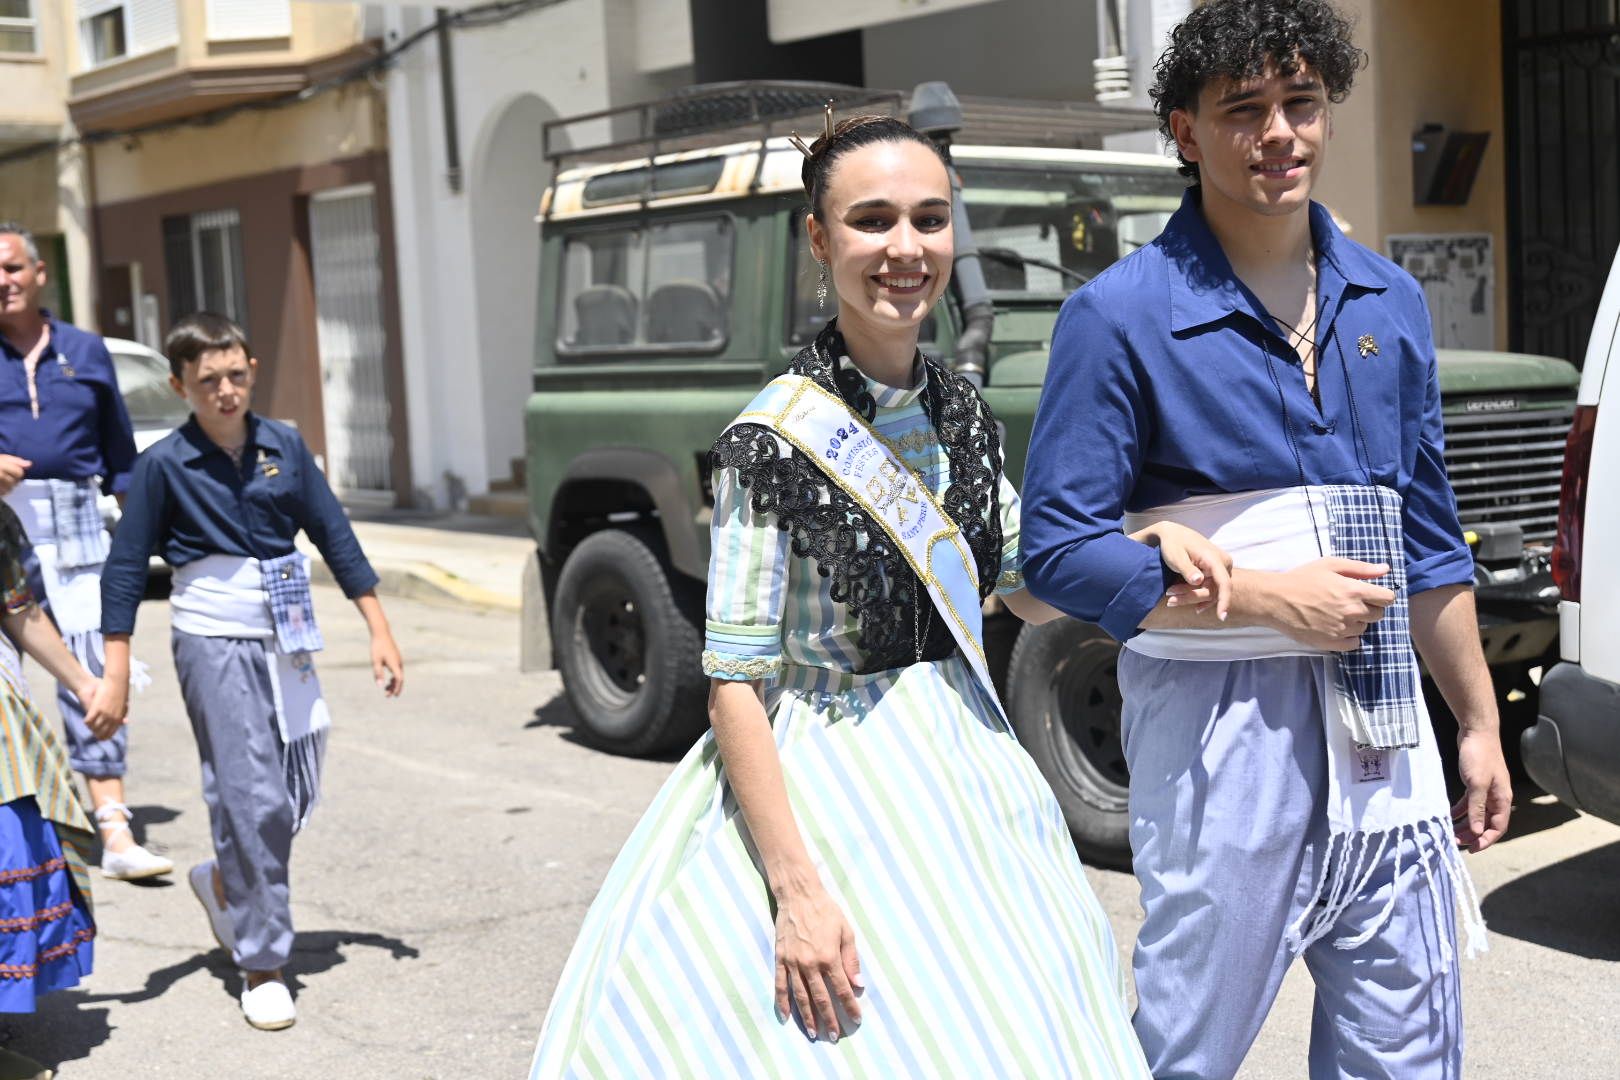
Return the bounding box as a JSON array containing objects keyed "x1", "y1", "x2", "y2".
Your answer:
[
  {"x1": 57, "y1": 0, "x2": 411, "y2": 505},
  {"x1": 0, "y1": 1, "x2": 94, "y2": 325}
]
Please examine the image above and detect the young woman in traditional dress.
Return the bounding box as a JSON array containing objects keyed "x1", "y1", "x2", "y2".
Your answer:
[{"x1": 530, "y1": 114, "x2": 1228, "y2": 1079}]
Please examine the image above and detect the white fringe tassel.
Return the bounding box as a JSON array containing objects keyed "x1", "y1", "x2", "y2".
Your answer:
[{"x1": 1286, "y1": 817, "x2": 1488, "y2": 961}]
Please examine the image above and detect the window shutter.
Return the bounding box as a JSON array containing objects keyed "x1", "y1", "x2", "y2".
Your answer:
[
  {"x1": 125, "y1": 0, "x2": 179, "y2": 54},
  {"x1": 205, "y1": 0, "x2": 290, "y2": 41},
  {"x1": 74, "y1": 0, "x2": 122, "y2": 19}
]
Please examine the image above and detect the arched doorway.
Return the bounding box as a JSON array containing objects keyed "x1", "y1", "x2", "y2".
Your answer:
[{"x1": 471, "y1": 92, "x2": 557, "y2": 486}]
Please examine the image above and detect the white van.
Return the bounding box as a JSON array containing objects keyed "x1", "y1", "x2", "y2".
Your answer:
[{"x1": 1521, "y1": 247, "x2": 1620, "y2": 823}]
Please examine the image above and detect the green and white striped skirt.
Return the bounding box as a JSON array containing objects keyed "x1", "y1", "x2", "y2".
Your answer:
[{"x1": 530, "y1": 656, "x2": 1150, "y2": 1079}]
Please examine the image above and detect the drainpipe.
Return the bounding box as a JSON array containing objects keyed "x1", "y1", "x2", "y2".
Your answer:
[{"x1": 435, "y1": 8, "x2": 463, "y2": 194}]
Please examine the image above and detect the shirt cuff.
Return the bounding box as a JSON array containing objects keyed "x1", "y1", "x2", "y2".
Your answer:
[
  {"x1": 104, "y1": 471, "x2": 132, "y2": 496},
  {"x1": 703, "y1": 619, "x2": 782, "y2": 682},
  {"x1": 1099, "y1": 557, "x2": 1179, "y2": 643},
  {"x1": 1406, "y1": 546, "x2": 1476, "y2": 596}
]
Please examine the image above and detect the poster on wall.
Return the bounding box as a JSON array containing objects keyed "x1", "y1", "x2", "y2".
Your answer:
[{"x1": 1386, "y1": 233, "x2": 1495, "y2": 350}]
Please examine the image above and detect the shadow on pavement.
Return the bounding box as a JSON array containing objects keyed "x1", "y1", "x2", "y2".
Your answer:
[
  {"x1": 70, "y1": 929, "x2": 421, "y2": 1010},
  {"x1": 1498, "y1": 796, "x2": 1580, "y2": 840},
  {"x1": 526, "y1": 695, "x2": 697, "y2": 763},
  {"x1": 1480, "y1": 838, "x2": 1620, "y2": 961},
  {"x1": 4, "y1": 998, "x2": 112, "y2": 1071},
  {"x1": 283, "y1": 929, "x2": 422, "y2": 994}
]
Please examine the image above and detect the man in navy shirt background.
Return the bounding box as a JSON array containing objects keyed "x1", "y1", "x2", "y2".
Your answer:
[
  {"x1": 1023, "y1": 2, "x2": 1511, "y2": 1076},
  {"x1": 0, "y1": 221, "x2": 173, "y2": 881}
]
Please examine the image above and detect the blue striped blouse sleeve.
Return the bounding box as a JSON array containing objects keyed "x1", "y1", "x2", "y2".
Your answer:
[{"x1": 702, "y1": 463, "x2": 790, "y2": 681}]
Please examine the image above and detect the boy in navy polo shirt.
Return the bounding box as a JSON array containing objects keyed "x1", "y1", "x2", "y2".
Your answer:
[
  {"x1": 1023, "y1": 1, "x2": 1510, "y2": 1076},
  {"x1": 99, "y1": 312, "x2": 405, "y2": 1031}
]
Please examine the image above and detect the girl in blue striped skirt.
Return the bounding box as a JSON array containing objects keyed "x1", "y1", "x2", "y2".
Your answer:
[{"x1": 532, "y1": 115, "x2": 1226, "y2": 1080}]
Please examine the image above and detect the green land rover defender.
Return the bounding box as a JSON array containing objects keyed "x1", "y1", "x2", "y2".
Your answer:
[{"x1": 522, "y1": 83, "x2": 1576, "y2": 864}]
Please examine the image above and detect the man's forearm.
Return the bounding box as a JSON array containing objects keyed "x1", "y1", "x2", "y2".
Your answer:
[
  {"x1": 1138, "y1": 568, "x2": 1280, "y2": 630},
  {"x1": 1409, "y1": 584, "x2": 1497, "y2": 735}
]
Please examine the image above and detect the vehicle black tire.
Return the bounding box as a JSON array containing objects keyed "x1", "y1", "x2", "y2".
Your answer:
[
  {"x1": 552, "y1": 529, "x2": 709, "y2": 757},
  {"x1": 1006, "y1": 617, "x2": 1132, "y2": 869}
]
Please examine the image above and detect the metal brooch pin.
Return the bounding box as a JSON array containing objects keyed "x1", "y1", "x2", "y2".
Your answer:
[{"x1": 1357, "y1": 333, "x2": 1379, "y2": 358}]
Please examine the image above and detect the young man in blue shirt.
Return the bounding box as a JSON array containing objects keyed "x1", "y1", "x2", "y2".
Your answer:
[
  {"x1": 1023, "y1": 2, "x2": 1512, "y2": 1076},
  {"x1": 0, "y1": 221, "x2": 174, "y2": 882},
  {"x1": 99, "y1": 312, "x2": 405, "y2": 1031}
]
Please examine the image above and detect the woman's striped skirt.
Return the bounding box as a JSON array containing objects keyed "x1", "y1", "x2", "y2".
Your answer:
[{"x1": 530, "y1": 656, "x2": 1150, "y2": 1079}]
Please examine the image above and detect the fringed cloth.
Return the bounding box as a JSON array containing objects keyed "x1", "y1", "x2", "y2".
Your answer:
[
  {"x1": 1125, "y1": 485, "x2": 1488, "y2": 962},
  {"x1": 170, "y1": 554, "x2": 330, "y2": 831}
]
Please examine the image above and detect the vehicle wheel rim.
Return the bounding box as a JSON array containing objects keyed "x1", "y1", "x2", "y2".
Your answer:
[
  {"x1": 576, "y1": 578, "x2": 647, "y2": 706},
  {"x1": 1048, "y1": 641, "x2": 1130, "y2": 805}
]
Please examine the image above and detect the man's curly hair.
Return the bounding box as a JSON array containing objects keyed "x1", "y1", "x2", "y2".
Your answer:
[{"x1": 1149, "y1": 0, "x2": 1367, "y2": 181}]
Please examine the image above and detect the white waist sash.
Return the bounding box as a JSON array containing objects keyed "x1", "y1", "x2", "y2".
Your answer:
[
  {"x1": 728, "y1": 375, "x2": 1006, "y2": 723},
  {"x1": 172, "y1": 554, "x2": 275, "y2": 639},
  {"x1": 3, "y1": 479, "x2": 105, "y2": 637},
  {"x1": 1125, "y1": 487, "x2": 1333, "y2": 661}
]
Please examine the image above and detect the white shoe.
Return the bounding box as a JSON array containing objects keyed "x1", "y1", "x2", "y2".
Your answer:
[
  {"x1": 240, "y1": 977, "x2": 296, "y2": 1031},
  {"x1": 188, "y1": 860, "x2": 235, "y2": 952},
  {"x1": 95, "y1": 803, "x2": 174, "y2": 880}
]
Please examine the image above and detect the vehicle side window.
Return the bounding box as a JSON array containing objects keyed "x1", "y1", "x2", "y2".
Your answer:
[
  {"x1": 558, "y1": 216, "x2": 733, "y2": 353},
  {"x1": 786, "y1": 215, "x2": 934, "y2": 347}
]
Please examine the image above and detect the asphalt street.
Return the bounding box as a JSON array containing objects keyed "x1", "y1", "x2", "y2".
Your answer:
[{"x1": 5, "y1": 585, "x2": 1618, "y2": 1078}]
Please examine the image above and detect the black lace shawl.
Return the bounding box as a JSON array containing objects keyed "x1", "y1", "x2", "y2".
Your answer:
[{"x1": 710, "y1": 322, "x2": 1004, "y2": 672}]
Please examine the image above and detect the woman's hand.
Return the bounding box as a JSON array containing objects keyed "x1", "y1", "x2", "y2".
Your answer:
[
  {"x1": 1132, "y1": 521, "x2": 1234, "y2": 620},
  {"x1": 773, "y1": 880, "x2": 863, "y2": 1042}
]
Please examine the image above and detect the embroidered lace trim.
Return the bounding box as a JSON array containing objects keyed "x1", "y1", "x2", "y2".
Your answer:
[{"x1": 702, "y1": 652, "x2": 782, "y2": 679}]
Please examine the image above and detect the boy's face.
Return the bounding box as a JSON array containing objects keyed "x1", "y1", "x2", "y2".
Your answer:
[
  {"x1": 1170, "y1": 60, "x2": 1330, "y2": 219},
  {"x1": 171, "y1": 345, "x2": 258, "y2": 427}
]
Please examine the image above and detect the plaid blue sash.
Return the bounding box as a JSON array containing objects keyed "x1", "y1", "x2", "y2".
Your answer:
[
  {"x1": 1322, "y1": 484, "x2": 1422, "y2": 750},
  {"x1": 47, "y1": 479, "x2": 110, "y2": 571},
  {"x1": 260, "y1": 552, "x2": 325, "y2": 654}
]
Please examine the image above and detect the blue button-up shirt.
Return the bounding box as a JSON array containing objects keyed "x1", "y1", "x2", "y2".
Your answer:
[
  {"x1": 0, "y1": 312, "x2": 138, "y2": 494},
  {"x1": 101, "y1": 413, "x2": 380, "y2": 635},
  {"x1": 1023, "y1": 189, "x2": 1473, "y2": 643}
]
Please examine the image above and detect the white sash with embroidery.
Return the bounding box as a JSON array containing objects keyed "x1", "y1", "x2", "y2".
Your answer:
[{"x1": 726, "y1": 374, "x2": 1007, "y2": 723}]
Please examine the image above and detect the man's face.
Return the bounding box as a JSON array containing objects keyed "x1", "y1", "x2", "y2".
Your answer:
[
  {"x1": 0, "y1": 234, "x2": 45, "y2": 320},
  {"x1": 1170, "y1": 62, "x2": 1330, "y2": 218}
]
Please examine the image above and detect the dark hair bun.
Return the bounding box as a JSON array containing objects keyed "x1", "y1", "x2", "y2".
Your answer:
[{"x1": 799, "y1": 114, "x2": 949, "y2": 218}]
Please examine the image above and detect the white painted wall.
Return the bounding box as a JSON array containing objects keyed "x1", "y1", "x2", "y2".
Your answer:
[
  {"x1": 771, "y1": 0, "x2": 999, "y2": 44},
  {"x1": 862, "y1": 0, "x2": 1100, "y2": 103},
  {"x1": 380, "y1": 0, "x2": 644, "y2": 507}
]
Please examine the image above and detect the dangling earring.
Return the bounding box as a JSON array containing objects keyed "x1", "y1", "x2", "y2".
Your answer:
[{"x1": 816, "y1": 262, "x2": 829, "y2": 309}]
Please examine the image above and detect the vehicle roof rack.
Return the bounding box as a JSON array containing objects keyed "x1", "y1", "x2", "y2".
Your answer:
[{"x1": 543, "y1": 80, "x2": 1157, "y2": 169}]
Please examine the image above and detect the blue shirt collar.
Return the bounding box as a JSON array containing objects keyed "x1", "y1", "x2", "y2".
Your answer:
[
  {"x1": 1162, "y1": 188, "x2": 1388, "y2": 334},
  {"x1": 179, "y1": 412, "x2": 282, "y2": 463},
  {"x1": 0, "y1": 308, "x2": 62, "y2": 361}
]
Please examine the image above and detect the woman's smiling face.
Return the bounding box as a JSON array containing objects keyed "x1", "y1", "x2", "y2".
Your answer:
[{"x1": 808, "y1": 139, "x2": 954, "y2": 337}]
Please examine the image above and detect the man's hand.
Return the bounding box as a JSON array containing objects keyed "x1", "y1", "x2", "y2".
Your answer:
[
  {"x1": 1264, "y1": 558, "x2": 1395, "y2": 651},
  {"x1": 0, "y1": 454, "x2": 30, "y2": 496},
  {"x1": 1453, "y1": 730, "x2": 1512, "y2": 853}
]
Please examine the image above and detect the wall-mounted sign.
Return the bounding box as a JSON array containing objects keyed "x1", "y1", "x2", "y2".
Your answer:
[{"x1": 1387, "y1": 233, "x2": 1495, "y2": 351}]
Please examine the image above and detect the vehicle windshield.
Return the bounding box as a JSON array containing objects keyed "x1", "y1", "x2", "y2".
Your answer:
[
  {"x1": 958, "y1": 162, "x2": 1190, "y2": 298},
  {"x1": 111, "y1": 347, "x2": 192, "y2": 429}
]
